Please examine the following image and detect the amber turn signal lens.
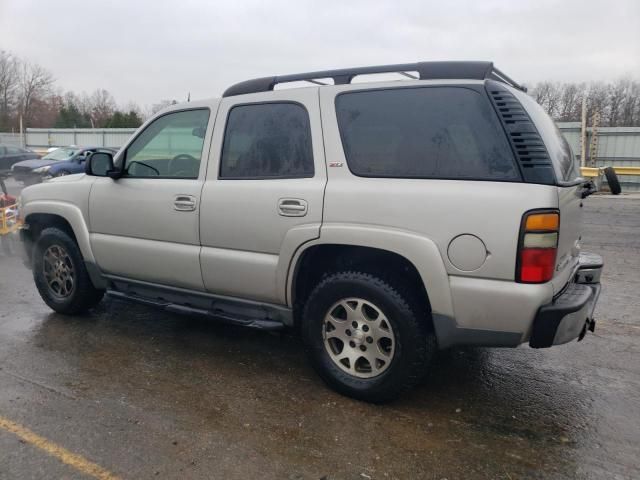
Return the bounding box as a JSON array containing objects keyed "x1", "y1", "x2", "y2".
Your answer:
[{"x1": 525, "y1": 213, "x2": 559, "y2": 231}]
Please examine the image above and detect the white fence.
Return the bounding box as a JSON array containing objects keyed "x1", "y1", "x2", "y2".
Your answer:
[
  {"x1": 0, "y1": 133, "x2": 23, "y2": 148},
  {"x1": 558, "y1": 122, "x2": 640, "y2": 192},
  {"x1": 24, "y1": 128, "x2": 137, "y2": 150}
]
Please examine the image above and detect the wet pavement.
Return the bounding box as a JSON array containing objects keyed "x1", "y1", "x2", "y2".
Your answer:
[{"x1": 0, "y1": 189, "x2": 639, "y2": 479}]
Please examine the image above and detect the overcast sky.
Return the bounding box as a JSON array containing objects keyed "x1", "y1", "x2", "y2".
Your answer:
[{"x1": 1, "y1": 0, "x2": 639, "y2": 107}]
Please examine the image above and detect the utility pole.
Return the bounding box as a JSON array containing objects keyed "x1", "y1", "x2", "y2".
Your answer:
[
  {"x1": 589, "y1": 111, "x2": 600, "y2": 167},
  {"x1": 19, "y1": 115, "x2": 24, "y2": 148},
  {"x1": 580, "y1": 97, "x2": 587, "y2": 167}
]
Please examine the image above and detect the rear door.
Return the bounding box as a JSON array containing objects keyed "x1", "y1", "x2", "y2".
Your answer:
[{"x1": 199, "y1": 88, "x2": 326, "y2": 304}]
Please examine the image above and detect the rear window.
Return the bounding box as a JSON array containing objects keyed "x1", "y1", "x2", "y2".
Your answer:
[{"x1": 335, "y1": 87, "x2": 519, "y2": 181}]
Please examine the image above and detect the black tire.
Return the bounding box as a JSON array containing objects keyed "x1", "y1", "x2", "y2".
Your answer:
[
  {"x1": 301, "y1": 271, "x2": 436, "y2": 403},
  {"x1": 32, "y1": 227, "x2": 104, "y2": 314},
  {"x1": 604, "y1": 167, "x2": 621, "y2": 195}
]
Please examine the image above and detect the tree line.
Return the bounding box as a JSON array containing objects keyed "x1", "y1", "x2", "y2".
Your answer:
[
  {"x1": 2, "y1": 49, "x2": 640, "y2": 131},
  {"x1": 528, "y1": 79, "x2": 640, "y2": 127},
  {"x1": 0, "y1": 50, "x2": 177, "y2": 131}
]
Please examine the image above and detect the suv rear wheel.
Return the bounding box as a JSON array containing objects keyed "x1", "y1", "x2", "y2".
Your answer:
[
  {"x1": 33, "y1": 227, "x2": 104, "y2": 314},
  {"x1": 301, "y1": 271, "x2": 436, "y2": 403}
]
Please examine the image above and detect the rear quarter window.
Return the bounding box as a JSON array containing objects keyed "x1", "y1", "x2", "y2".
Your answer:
[
  {"x1": 335, "y1": 87, "x2": 520, "y2": 181},
  {"x1": 513, "y1": 90, "x2": 580, "y2": 182}
]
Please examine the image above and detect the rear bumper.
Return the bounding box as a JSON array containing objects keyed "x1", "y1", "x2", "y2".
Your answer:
[{"x1": 529, "y1": 252, "x2": 603, "y2": 348}]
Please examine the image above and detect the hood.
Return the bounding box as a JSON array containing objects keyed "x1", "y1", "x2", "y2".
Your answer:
[
  {"x1": 47, "y1": 173, "x2": 87, "y2": 183},
  {"x1": 12, "y1": 159, "x2": 57, "y2": 170}
]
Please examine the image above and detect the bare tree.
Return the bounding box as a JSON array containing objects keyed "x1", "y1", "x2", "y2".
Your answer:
[
  {"x1": 530, "y1": 81, "x2": 564, "y2": 118},
  {"x1": 620, "y1": 81, "x2": 640, "y2": 127},
  {"x1": 529, "y1": 79, "x2": 640, "y2": 126},
  {"x1": 585, "y1": 82, "x2": 609, "y2": 124},
  {"x1": 89, "y1": 88, "x2": 116, "y2": 127},
  {"x1": 558, "y1": 83, "x2": 583, "y2": 122},
  {"x1": 147, "y1": 99, "x2": 178, "y2": 118},
  {"x1": 18, "y1": 61, "x2": 54, "y2": 126},
  {"x1": 0, "y1": 50, "x2": 20, "y2": 130},
  {"x1": 607, "y1": 79, "x2": 627, "y2": 127}
]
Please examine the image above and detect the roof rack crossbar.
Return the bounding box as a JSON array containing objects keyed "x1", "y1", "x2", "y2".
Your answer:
[
  {"x1": 222, "y1": 61, "x2": 526, "y2": 97},
  {"x1": 489, "y1": 67, "x2": 528, "y2": 93}
]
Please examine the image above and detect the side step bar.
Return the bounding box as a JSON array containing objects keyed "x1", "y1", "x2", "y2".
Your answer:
[
  {"x1": 107, "y1": 291, "x2": 285, "y2": 331},
  {"x1": 104, "y1": 276, "x2": 290, "y2": 331}
]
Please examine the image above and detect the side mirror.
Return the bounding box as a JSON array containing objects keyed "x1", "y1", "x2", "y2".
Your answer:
[{"x1": 85, "y1": 152, "x2": 119, "y2": 178}]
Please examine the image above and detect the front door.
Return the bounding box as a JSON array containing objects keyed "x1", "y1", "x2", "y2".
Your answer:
[
  {"x1": 88, "y1": 107, "x2": 214, "y2": 290},
  {"x1": 199, "y1": 89, "x2": 326, "y2": 304}
]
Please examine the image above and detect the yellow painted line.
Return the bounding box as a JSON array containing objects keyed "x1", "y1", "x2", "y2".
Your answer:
[{"x1": 0, "y1": 415, "x2": 120, "y2": 480}]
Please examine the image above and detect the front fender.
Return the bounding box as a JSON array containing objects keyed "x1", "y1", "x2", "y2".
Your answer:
[
  {"x1": 285, "y1": 224, "x2": 455, "y2": 319},
  {"x1": 23, "y1": 200, "x2": 95, "y2": 263}
]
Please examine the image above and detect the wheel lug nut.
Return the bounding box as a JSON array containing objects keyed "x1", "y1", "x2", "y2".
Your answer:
[
  {"x1": 362, "y1": 325, "x2": 369, "y2": 332},
  {"x1": 366, "y1": 337, "x2": 373, "y2": 343},
  {"x1": 360, "y1": 345, "x2": 367, "y2": 351},
  {"x1": 352, "y1": 321, "x2": 358, "y2": 328},
  {"x1": 345, "y1": 329, "x2": 351, "y2": 336},
  {"x1": 349, "y1": 341, "x2": 356, "y2": 348}
]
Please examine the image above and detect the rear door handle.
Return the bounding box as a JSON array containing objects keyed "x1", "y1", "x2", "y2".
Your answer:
[
  {"x1": 174, "y1": 195, "x2": 197, "y2": 212},
  {"x1": 278, "y1": 198, "x2": 308, "y2": 217}
]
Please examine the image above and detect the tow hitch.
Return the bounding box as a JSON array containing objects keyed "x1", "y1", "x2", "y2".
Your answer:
[{"x1": 578, "y1": 317, "x2": 596, "y2": 342}]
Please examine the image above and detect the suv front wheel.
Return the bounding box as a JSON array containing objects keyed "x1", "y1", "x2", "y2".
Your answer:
[
  {"x1": 33, "y1": 227, "x2": 105, "y2": 314},
  {"x1": 302, "y1": 271, "x2": 436, "y2": 403}
]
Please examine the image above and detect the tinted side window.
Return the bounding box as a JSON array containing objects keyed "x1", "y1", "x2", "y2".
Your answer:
[
  {"x1": 124, "y1": 109, "x2": 209, "y2": 179},
  {"x1": 220, "y1": 103, "x2": 313, "y2": 179},
  {"x1": 335, "y1": 87, "x2": 519, "y2": 180}
]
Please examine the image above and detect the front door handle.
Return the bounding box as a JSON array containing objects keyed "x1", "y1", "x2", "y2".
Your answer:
[
  {"x1": 278, "y1": 198, "x2": 308, "y2": 217},
  {"x1": 174, "y1": 195, "x2": 197, "y2": 212}
]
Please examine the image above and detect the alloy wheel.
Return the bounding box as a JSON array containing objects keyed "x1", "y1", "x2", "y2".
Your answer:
[
  {"x1": 323, "y1": 298, "x2": 396, "y2": 378},
  {"x1": 42, "y1": 244, "x2": 75, "y2": 299}
]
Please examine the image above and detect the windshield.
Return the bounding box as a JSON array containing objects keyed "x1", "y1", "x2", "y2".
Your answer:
[{"x1": 42, "y1": 147, "x2": 81, "y2": 161}]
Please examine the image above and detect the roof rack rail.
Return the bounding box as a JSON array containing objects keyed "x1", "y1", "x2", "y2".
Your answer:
[{"x1": 223, "y1": 61, "x2": 527, "y2": 97}]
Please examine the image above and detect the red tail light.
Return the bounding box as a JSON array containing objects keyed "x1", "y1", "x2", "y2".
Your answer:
[{"x1": 517, "y1": 211, "x2": 559, "y2": 283}]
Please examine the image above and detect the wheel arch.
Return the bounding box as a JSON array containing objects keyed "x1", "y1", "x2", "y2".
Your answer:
[
  {"x1": 23, "y1": 201, "x2": 95, "y2": 263},
  {"x1": 286, "y1": 225, "x2": 455, "y2": 325}
]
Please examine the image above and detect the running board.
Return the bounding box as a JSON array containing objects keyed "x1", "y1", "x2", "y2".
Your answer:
[{"x1": 104, "y1": 276, "x2": 290, "y2": 331}]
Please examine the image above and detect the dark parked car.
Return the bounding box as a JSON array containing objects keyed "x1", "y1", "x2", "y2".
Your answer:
[
  {"x1": 11, "y1": 146, "x2": 118, "y2": 184},
  {"x1": 0, "y1": 145, "x2": 40, "y2": 173}
]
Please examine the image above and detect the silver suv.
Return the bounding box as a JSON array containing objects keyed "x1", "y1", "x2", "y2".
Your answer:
[{"x1": 18, "y1": 61, "x2": 603, "y2": 402}]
